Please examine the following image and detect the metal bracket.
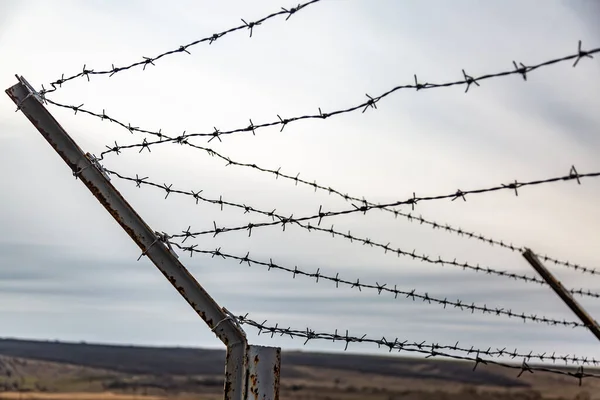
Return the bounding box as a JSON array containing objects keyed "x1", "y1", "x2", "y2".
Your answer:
[{"x1": 14, "y1": 75, "x2": 46, "y2": 110}]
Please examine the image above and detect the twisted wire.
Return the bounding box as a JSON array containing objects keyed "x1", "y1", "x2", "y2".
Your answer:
[
  {"x1": 40, "y1": 0, "x2": 321, "y2": 95},
  {"x1": 105, "y1": 168, "x2": 600, "y2": 299},
  {"x1": 237, "y1": 315, "x2": 599, "y2": 384},
  {"x1": 171, "y1": 244, "x2": 586, "y2": 329},
  {"x1": 43, "y1": 38, "x2": 599, "y2": 280},
  {"x1": 101, "y1": 139, "x2": 599, "y2": 277},
  {"x1": 45, "y1": 42, "x2": 597, "y2": 144},
  {"x1": 105, "y1": 168, "x2": 599, "y2": 224}
]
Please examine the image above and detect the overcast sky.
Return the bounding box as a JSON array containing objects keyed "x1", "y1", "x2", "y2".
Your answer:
[{"x1": 1, "y1": 0, "x2": 600, "y2": 369}]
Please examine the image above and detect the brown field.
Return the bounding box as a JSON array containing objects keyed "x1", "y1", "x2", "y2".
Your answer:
[
  {"x1": 0, "y1": 339, "x2": 597, "y2": 400},
  {"x1": 0, "y1": 393, "x2": 168, "y2": 400}
]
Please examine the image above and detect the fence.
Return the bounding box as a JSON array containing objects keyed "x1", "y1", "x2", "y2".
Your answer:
[{"x1": 5, "y1": 1, "x2": 600, "y2": 399}]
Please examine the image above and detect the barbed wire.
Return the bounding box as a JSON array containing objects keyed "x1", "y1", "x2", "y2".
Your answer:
[
  {"x1": 39, "y1": 0, "x2": 321, "y2": 95},
  {"x1": 42, "y1": 38, "x2": 599, "y2": 280},
  {"x1": 43, "y1": 41, "x2": 597, "y2": 145},
  {"x1": 105, "y1": 167, "x2": 599, "y2": 224},
  {"x1": 236, "y1": 315, "x2": 600, "y2": 383},
  {"x1": 238, "y1": 315, "x2": 598, "y2": 367},
  {"x1": 105, "y1": 168, "x2": 600, "y2": 299},
  {"x1": 15, "y1": 0, "x2": 600, "y2": 386},
  {"x1": 170, "y1": 244, "x2": 587, "y2": 329},
  {"x1": 99, "y1": 138, "x2": 600, "y2": 278}
]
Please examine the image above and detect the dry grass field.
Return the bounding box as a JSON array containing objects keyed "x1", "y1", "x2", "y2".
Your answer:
[
  {"x1": 0, "y1": 393, "x2": 168, "y2": 400},
  {"x1": 0, "y1": 339, "x2": 597, "y2": 400}
]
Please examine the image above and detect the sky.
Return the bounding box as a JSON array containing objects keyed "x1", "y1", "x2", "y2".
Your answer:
[{"x1": 1, "y1": 0, "x2": 600, "y2": 371}]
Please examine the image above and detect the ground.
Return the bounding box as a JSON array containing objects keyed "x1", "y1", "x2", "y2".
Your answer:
[{"x1": 0, "y1": 339, "x2": 596, "y2": 399}]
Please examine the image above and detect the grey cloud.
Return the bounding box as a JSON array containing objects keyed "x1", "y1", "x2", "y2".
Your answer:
[
  {"x1": 512, "y1": 89, "x2": 600, "y2": 150},
  {"x1": 0, "y1": 241, "x2": 598, "y2": 358},
  {"x1": 0, "y1": 1, "x2": 23, "y2": 42},
  {"x1": 568, "y1": 0, "x2": 600, "y2": 36},
  {"x1": 1, "y1": 0, "x2": 599, "y2": 364}
]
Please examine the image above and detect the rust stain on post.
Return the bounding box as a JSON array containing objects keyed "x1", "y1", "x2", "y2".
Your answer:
[
  {"x1": 249, "y1": 374, "x2": 259, "y2": 400},
  {"x1": 247, "y1": 346, "x2": 280, "y2": 400}
]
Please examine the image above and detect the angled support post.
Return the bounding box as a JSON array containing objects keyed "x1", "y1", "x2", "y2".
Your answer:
[
  {"x1": 6, "y1": 76, "x2": 280, "y2": 400},
  {"x1": 522, "y1": 248, "x2": 600, "y2": 342}
]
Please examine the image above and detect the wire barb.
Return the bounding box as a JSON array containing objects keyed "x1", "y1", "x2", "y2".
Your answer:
[{"x1": 573, "y1": 40, "x2": 593, "y2": 67}]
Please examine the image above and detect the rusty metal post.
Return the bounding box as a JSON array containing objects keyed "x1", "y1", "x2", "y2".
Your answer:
[
  {"x1": 522, "y1": 248, "x2": 600, "y2": 342},
  {"x1": 6, "y1": 76, "x2": 251, "y2": 400},
  {"x1": 246, "y1": 345, "x2": 281, "y2": 400}
]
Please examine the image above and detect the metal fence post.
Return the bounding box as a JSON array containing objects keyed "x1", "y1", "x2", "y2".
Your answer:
[
  {"x1": 247, "y1": 345, "x2": 281, "y2": 400},
  {"x1": 522, "y1": 248, "x2": 600, "y2": 342},
  {"x1": 6, "y1": 76, "x2": 268, "y2": 399}
]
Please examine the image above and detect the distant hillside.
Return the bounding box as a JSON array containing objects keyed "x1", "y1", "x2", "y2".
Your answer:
[
  {"x1": 0, "y1": 338, "x2": 522, "y2": 387},
  {"x1": 0, "y1": 337, "x2": 597, "y2": 400},
  {"x1": 0, "y1": 339, "x2": 223, "y2": 376}
]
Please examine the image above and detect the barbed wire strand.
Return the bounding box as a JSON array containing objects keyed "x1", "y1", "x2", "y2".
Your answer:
[
  {"x1": 39, "y1": 0, "x2": 321, "y2": 95},
  {"x1": 20, "y1": 6, "x2": 600, "y2": 384},
  {"x1": 42, "y1": 41, "x2": 599, "y2": 278},
  {"x1": 39, "y1": 44, "x2": 598, "y2": 280},
  {"x1": 237, "y1": 316, "x2": 599, "y2": 384},
  {"x1": 101, "y1": 138, "x2": 599, "y2": 278},
  {"x1": 105, "y1": 168, "x2": 600, "y2": 299},
  {"x1": 170, "y1": 244, "x2": 588, "y2": 329},
  {"x1": 237, "y1": 315, "x2": 599, "y2": 367},
  {"x1": 43, "y1": 41, "x2": 597, "y2": 145}
]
